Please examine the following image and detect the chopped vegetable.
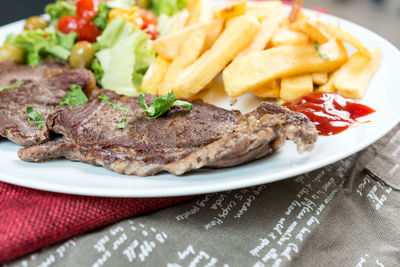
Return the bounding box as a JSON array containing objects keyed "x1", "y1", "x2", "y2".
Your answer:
[
  {"x1": 60, "y1": 84, "x2": 89, "y2": 106},
  {"x1": 108, "y1": 8, "x2": 158, "y2": 40},
  {"x1": 0, "y1": 85, "x2": 15, "y2": 92},
  {"x1": 45, "y1": 0, "x2": 76, "y2": 25},
  {"x1": 58, "y1": 15, "x2": 101, "y2": 42},
  {"x1": 0, "y1": 81, "x2": 23, "y2": 92},
  {"x1": 98, "y1": 94, "x2": 130, "y2": 129},
  {"x1": 91, "y1": 58, "x2": 104, "y2": 86},
  {"x1": 151, "y1": 0, "x2": 189, "y2": 16},
  {"x1": 98, "y1": 94, "x2": 129, "y2": 112},
  {"x1": 69, "y1": 41, "x2": 95, "y2": 68},
  {"x1": 24, "y1": 16, "x2": 49, "y2": 31},
  {"x1": 138, "y1": 91, "x2": 193, "y2": 119},
  {"x1": 116, "y1": 117, "x2": 127, "y2": 129},
  {"x1": 92, "y1": 1, "x2": 110, "y2": 30},
  {"x1": 157, "y1": 14, "x2": 178, "y2": 38},
  {"x1": 95, "y1": 17, "x2": 156, "y2": 96},
  {"x1": 0, "y1": 44, "x2": 25, "y2": 63},
  {"x1": 26, "y1": 106, "x2": 46, "y2": 130},
  {"x1": 314, "y1": 41, "x2": 331, "y2": 61},
  {"x1": 108, "y1": 7, "x2": 141, "y2": 27},
  {"x1": 57, "y1": 31, "x2": 78, "y2": 51},
  {"x1": 5, "y1": 29, "x2": 77, "y2": 66},
  {"x1": 107, "y1": 0, "x2": 136, "y2": 9},
  {"x1": 76, "y1": 0, "x2": 99, "y2": 20}
]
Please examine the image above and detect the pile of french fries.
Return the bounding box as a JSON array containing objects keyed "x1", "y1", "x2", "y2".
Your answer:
[{"x1": 142, "y1": 0, "x2": 382, "y2": 103}]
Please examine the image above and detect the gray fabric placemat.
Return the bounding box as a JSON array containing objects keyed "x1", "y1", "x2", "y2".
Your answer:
[
  {"x1": 366, "y1": 129, "x2": 400, "y2": 190},
  {"x1": 7, "y1": 125, "x2": 400, "y2": 267}
]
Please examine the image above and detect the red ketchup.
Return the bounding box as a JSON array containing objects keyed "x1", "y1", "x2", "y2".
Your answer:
[{"x1": 284, "y1": 92, "x2": 375, "y2": 136}]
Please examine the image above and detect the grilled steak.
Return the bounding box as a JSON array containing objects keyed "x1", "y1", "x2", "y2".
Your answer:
[
  {"x1": 0, "y1": 60, "x2": 68, "y2": 86},
  {"x1": 19, "y1": 90, "x2": 318, "y2": 176},
  {"x1": 0, "y1": 64, "x2": 95, "y2": 146}
]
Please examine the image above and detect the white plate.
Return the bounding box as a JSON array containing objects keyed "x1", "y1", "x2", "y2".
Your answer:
[{"x1": 1, "y1": 7, "x2": 400, "y2": 197}]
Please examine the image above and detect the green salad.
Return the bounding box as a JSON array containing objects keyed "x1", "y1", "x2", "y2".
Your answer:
[{"x1": 0, "y1": 0, "x2": 189, "y2": 96}]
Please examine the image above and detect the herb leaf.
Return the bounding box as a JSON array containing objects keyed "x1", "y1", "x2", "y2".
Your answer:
[
  {"x1": 0, "y1": 81, "x2": 24, "y2": 92},
  {"x1": 92, "y1": 1, "x2": 110, "y2": 30},
  {"x1": 138, "y1": 91, "x2": 193, "y2": 119},
  {"x1": 60, "y1": 84, "x2": 88, "y2": 106},
  {"x1": 0, "y1": 85, "x2": 14, "y2": 92},
  {"x1": 98, "y1": 94, "x2": 130, "y2": 129},
  {"x1": 26, "y1": 106, "x2": 46, "y2": 130},
  {"x1": 116, "y1": 117, "x2": 127, "y2": 129},
  {"x1": 314, "y1": 41, "x2": 331, "y2": 61}
]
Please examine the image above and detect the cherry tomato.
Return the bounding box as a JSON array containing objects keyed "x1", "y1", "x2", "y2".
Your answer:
[
  {"x1": 57, "y1": 15, "x2": 79, "y2": 34},
  {"x1": 76, "y1": 0, "x2": 100, "y2": 20},
  {"x1": 77, "y1": 19, "x2": 101, "y2": 42},
  {"x1": 139, "y1": 10, "x2": 159, "y2": 40},
  {"x1": 139, "y1": 9, "x2": 158, "y2": 26},
  {"x1": 143, "y1": 23, "x2": 158, "y2": 40}
]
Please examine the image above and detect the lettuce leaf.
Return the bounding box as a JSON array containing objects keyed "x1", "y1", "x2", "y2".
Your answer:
[
  {"x1": 95, "y1": 17, "x2": 156, "y2": 96},
  {"x1": 157, "y1": 14, "x2": 178, "y2": 37},
  {"x1": 5, "y1": 29, "x2": 76, "y2": 66},
  {"x1": 92, "y1": 1, "x2": 111, "y2": 30},
  {"x1": 45, "y1": 0, "x2": 76, "y2": 25},
  {"x1": 107, "y1": 0, "x2": 136, "y2": 9},
  {"x1": 151, "y1": 0, "x2": 189, "y2": 16}
]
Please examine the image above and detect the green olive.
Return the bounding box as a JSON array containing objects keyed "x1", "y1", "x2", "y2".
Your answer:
[
  {"x1": 24, "y1": 16, "x2": 49, "y2": 31},
  {"x1": 0, "y1": 45, "x2": 24, "y2": 63},
  {"x1": 136, "y1": 0, "x2": 150, "y2": 8},
  {"x1": 69, "y1": 41, "x2": 95, "y2": 69}
]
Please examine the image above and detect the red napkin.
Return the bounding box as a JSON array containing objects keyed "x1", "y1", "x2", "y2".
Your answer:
[{"x1": 0, "y1": 182, "x2": 195, "y2": 263}]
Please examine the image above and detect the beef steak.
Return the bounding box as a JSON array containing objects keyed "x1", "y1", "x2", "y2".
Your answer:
[
  {"x1": 19, "y1": 90, "x2": 318, "y2": 176},
  {"x1": 0, "y1": 63, "x2": 95, "y2": 146},
  {"x1": 0, "y1": 60, "x2": 68, "y2": 86}
]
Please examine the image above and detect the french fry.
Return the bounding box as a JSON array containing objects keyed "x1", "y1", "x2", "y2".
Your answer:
[
  {"x1": 326, "y1": 23, "x2": 371, "y2": 57},
  {"x1": 271, "y1": 27, "x2": 309, "y2": 47},
  {"x1": 153, "y1": 19, "x2": 223, "y2": 60},
  {"x1": 287, "y1": 13, "x2": 308, "y2": 32},
  {"x1": 223, "y1": 40, "x2": 348, "y2": 97},
  {"x1": 334, "y1": 47, "x2": 382, "y2": 99},
  {"x1": 316, "y1": 70, "x2": 339, "y2": 93},
  {"x1": 312, "y1": 72, "x2": 328, "y2": 85},
  {"x1": 300, "y1": 17, "x2": 331, "y2": 43},
  {"x1": 280, "y1": 74, "x2": 313, "y2": 102},
  {"x1": 141, "y1": 57, "x2": 170, "y2": 95},
  {"x1": 214, "y1": 0, "x2": 247, "y2": 21},
  {"x1": 252, "y1": 80, "x2": 280, "y2": 98},
  {"x1": 289, "y1": 0, "x2": 303, "y2": 23},
  {"x1": 171, "y1": 15, "x2": 260, "y2": 99},
  {"x1": 236, "y1": 6, "x2": 285, "y2": 59},
  {"x1": 172, "y1": 9, "x2": 190, "y2": 32},
  {"x1": 159, "y1": 30, "x2": 206, "y2": 96},
  {"x1": 245, "y1": 1, "x2": 284, "y2": 21},
  {"x1": 187, "y1": 0, "x2": 213, "y2": 25}
]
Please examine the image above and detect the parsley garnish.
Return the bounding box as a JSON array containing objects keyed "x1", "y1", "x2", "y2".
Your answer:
[
  {"x1": 98, "y1": 94, "x2": 130, "y2": 129},
  {"x1": 116, "y1": 117, "x2": 127, "y2": 129},
  {"x1": 26, "y1": 106, "x2": 46, "y2": 130},
  {"x1": 60, "y1": 84, "x2": 88, "y2": 106},
  {"x1": 314, "y1": 41, "x2": 331, "y2": 61},
  {"x1": 0, "y1": 81, "x2": 24, "y2": 92},
  {"x1": 138, "y1": 91, "x2": 193, "y2": 119},
  {"x1": 0, "y1": 85, "x2": 15, "y2": 92}
]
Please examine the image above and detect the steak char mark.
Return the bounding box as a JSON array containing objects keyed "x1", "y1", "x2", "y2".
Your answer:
[
  {"x1": 19, "y1": 90, "x2": 318, "y2": 176},
  {"x1": 0, "y1": 61, "x2": 95, "y2": 146}
]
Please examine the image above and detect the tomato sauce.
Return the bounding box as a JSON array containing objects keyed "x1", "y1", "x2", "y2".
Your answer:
[{"x1": 284, "y1": 92, "x2": 375, "y2": 136}]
